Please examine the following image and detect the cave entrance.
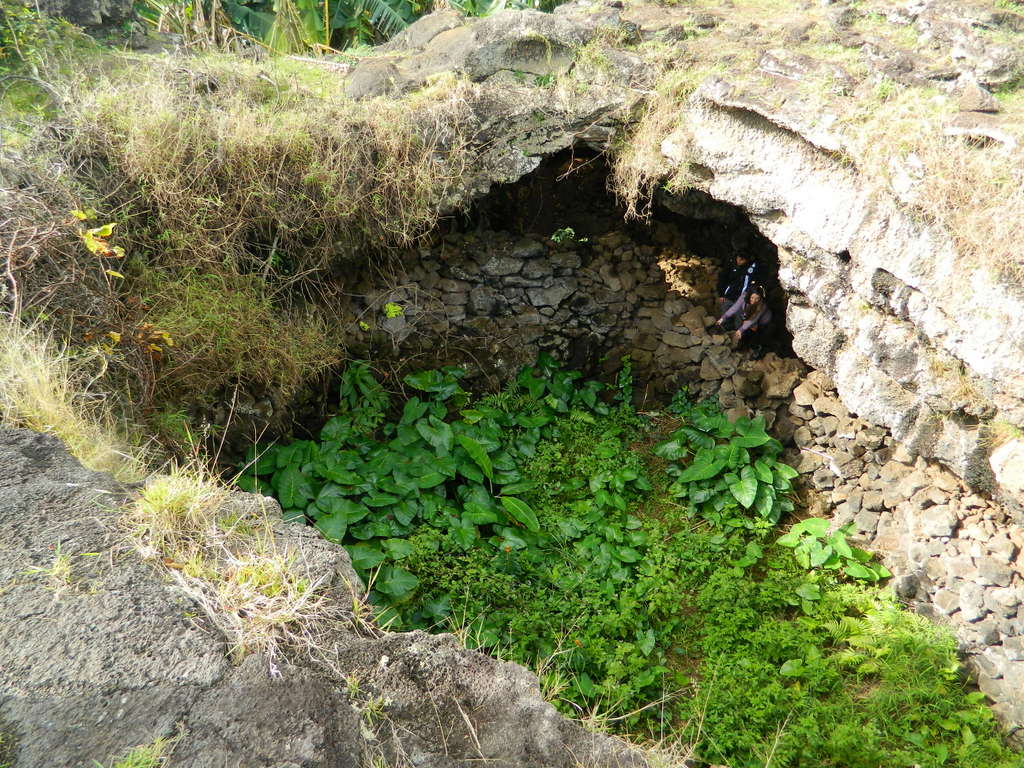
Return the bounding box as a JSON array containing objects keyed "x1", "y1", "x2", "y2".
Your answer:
[
  {"x1": 281, "y1": 149, "x2": 799, "y2": 446},
  {"x1": 397, "y1": 149, "x2": 795, "y2": 395}
]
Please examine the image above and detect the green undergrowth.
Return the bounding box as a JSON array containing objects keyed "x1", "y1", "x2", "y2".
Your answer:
[
  {"x1": 135, "y1": 268, "x2": 341, "y2": 410},
  {"x1": 242, "y1": 359, "x2": 1018, "y2": 766}
]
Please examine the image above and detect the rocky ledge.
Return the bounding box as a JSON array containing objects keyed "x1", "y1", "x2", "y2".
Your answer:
[{"x1": 0, "y1": 428, "x2": 643, "y2": 767}]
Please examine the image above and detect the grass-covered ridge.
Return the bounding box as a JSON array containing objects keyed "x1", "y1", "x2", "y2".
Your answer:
[
  {"x1": 2, "y1": 48, "x2": 483, "y2": 436},
  {"x1": 247, "y1": 358, "x2": 1021, "y2": 766}
]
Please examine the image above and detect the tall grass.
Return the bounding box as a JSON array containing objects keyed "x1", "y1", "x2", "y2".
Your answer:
[
  {"x1": 0, "y1": 320, "x2": 144, "y2": 481},
  {"x1": 129, "y1": 463, "x2": 368, "y2": 666},
  {"x1": 65, "y1": 55, "x2": 476, "y2": 275}
]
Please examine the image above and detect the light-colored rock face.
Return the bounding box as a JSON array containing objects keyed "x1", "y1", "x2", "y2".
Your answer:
[
  {"x1": 658, "y1": 89, "x2": 1024, "y2": 503},
  {"x1": 993, "y1": 439, "x2": 1024, "y2": 504}
]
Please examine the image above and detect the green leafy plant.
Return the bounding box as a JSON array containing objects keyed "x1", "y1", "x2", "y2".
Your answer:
[
  {"x1": 336, "y1": 359, "x2": 390, "y2": 435},
  {"x1": 0, "y1": 0, "x2": 68, "y2": 69},
  {"x1": 550, "y1": 226, "x2": 587, "y2": 244},
  {"x1": 382, "y1": 301, "x2": 403, "y2": 318},
  {"x1": 135, "y1": 0, "x2": 415, "y2": 51},
  {"x1": 777, "y1": 518, "x2": 892, "y2": 582},
  {"x1": 654, "y1": 394, "x2": 797, "y2": 531},
  {"x1": 240, "y1": 369, "x2": 1022, "y2": 766}
]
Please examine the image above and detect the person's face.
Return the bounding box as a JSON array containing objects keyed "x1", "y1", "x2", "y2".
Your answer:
[
  {"x1": 735, "y1": 255, "x2": 749, "y2": 267},
  {"x1": 749, "y1": 292, "x2": 762, "y2": 306}
]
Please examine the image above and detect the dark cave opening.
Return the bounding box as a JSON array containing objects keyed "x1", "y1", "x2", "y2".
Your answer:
[
  {"x1": 450, "y1": 148, "x2": 795, "y2": 360},
  {"x1": 239, "y1": 148, "x2": 799, "y2": 453}
]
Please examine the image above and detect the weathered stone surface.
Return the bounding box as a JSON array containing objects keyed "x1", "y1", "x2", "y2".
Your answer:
[
  {"x1": 527, "y1": 280, "x2": 578, "y2": 308},
  {"x1": 0, "y1": 429, "x2": 646, "y2": 768},
  {"x1": 958, "y1": 77, "x2": 1000, "y2": 113},
  {"x1": 977, "y1": 556, "x2": 1014, "y2": 587},
  {"x1": 39, "y1": 0, "x2": 132, "y2": 28},
  {"x1": 992, "y1": 439, "x2": 1024, "y2": 511}
]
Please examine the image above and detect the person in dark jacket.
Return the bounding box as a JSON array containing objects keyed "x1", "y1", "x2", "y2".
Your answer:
[
  {"x1": 715, "y1": 282, "x2": 773, "y2": 359},
  {"x1": 716, "y1": 253, "x2": 766, "y2": 328}
]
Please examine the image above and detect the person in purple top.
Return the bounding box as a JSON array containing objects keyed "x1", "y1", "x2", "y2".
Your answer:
[{"x1": 714, "y1": 282, "x2": 772, "y2": 359}]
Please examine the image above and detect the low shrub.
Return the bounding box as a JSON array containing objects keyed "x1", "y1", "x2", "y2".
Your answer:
[
  {"x1": 64, "y1": 55, "x2": 475, "y2": 276},
  {"x1": 138, "y1": 268, "x2": 342, "y2": 409}
]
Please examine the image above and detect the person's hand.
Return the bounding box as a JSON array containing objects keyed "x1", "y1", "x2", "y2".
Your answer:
[
  {"x1": 714, "y1": 318, "x2": 723, "y2": 327},
  {"x1": 733, "y1": 330, "x2": 742, "y2": 342}
]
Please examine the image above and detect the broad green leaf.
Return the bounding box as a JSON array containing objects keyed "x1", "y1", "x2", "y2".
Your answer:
[
  {"x1": 830, "y1": 532, "x2": 854, "y2": 559},
  {"x1": 499, "y1": 480, "x2": 535, "y2": 494},
  {"x1": 753, "y1": 459, "x2": 773, "y2": 484},
  {"x1": 653, "y1": 439, "x2": 686, "y2": 460},
  {"x1": 495, "y1": 528, "x2": 528, "y2": 550},
  {"x1": 851, "y1": 547, "x2": 873, "y2": 563},
  {"x1": 774, "y1": 463, "x2": 799, "y2": 481},
  {"x1": 400, "y1": 396, "x2": 429, "y2": 425},
  {"x1": 779, "y1": 659, "x2": 804, "y2": 677},
  {"x1": 319, "y1": 465, "x2": 362, "y2": 485},
  {"x1": 320, "y1": 416, "x2": 353, "y2": 443},
  {"x1": 235, "y1": 473, "x2": 259, "y2": 493},
  {"x1": 316, "y1": 492, "x2": 370, "y2": 523},
  {"x1": 457, "y1": 434, "x2": 493, "y2": 480},
  {"x1": 365, "y1": 493, "x2": 400, "y2": 507},
  {"x1": 274, "y1": 465, "x2": 313, "y2": 509},
  {"x1": 382, "y1": 538, "x2": 414, "y2": 560},
  {"x1": 246, "y1": 446, "x2": 278, "y2": 475},
  {"x1": 414, "y1": 472, "x2": 446, "y2": 489},
  {"x1": 728, "y1": 465, "x2": 758, "y2": 508},
  {"x1": 577, "y1": 672, "x2": 595, "y2": 697},
  {"x1": 416, "y1": 416, "x2": 454, "y2": 455},
  {"x1": 733, "y1": 430, "x2": 771, "y2": 448},
  {"x1": 500, "y1": 496, "x2": 539, "y2": 532},
  {"x1": 795, "y1": 517, "x2": 831, "y2": 537},
  {"x1": 315, "y1": 515, "x2": 347, "y2": 542},
  {"x1": 282, "y1": 507, "x2": 305, "y2": 523},
  {"x1": 616, "y1": 546, "x2": 642, "y2": 563},
  {"x1": 677, "y1": 454, "x2": 727, "y2": 483},
  {"x1": 393, "y1": 500, "x2": 418, "y2": 526},
  {"x1": 809, "y1": 542, "x2": 834, "y2": 567},
  {"x1": 795, "y1": 583, "x2": 821, "y2": 601},
  {"x1": 637, "y1": 627, "x2": 656, "y2": 656},
  {"x1": 458, "y1": 461, "x2": 484, "y2": 483},
  {"x1": 347, "y1": 543, "x2": 386, "y2": 571},
  {"x1": 754, "y1": 482, "x2": 776, "y2": 520},
  {"x1": 734, "y1": 541, "x2": 763, "y2": 568},
  {"x1": 464, "y1": 501, "x2": 499, "y2": 525},
  {"x1": 516, "y1": 412, "x2": 552, "y2": 428},
  {"x1": 844, "y1": 562, "x2": 875, "y2": 581},
  {"x1": 451, "y1": 520, "x2": 478, "y2": 549},
  {"x1": 376, "y1": 566, "x2": 419, "y2": 599}
]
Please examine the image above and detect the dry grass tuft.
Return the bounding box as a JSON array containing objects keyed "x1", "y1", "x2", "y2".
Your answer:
[
  {"x1": 130, "y1": 464, "x2": 370, "y2": 666},
  {"x1": 611, "y1": 67, "x2": 713, "y2": 219},
  {"x1": 64, "y1": 55, "x2": 476, "y2": 275},
  {"x1": 982, "y1": 419, "x2": 1024, "y2": 450},
  {"x1": 0, "y1": 320, "x2": 144, "y2": 481},
  {"x1": 913, "y1": 139, "x2": 1024, "y2": 282}
]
